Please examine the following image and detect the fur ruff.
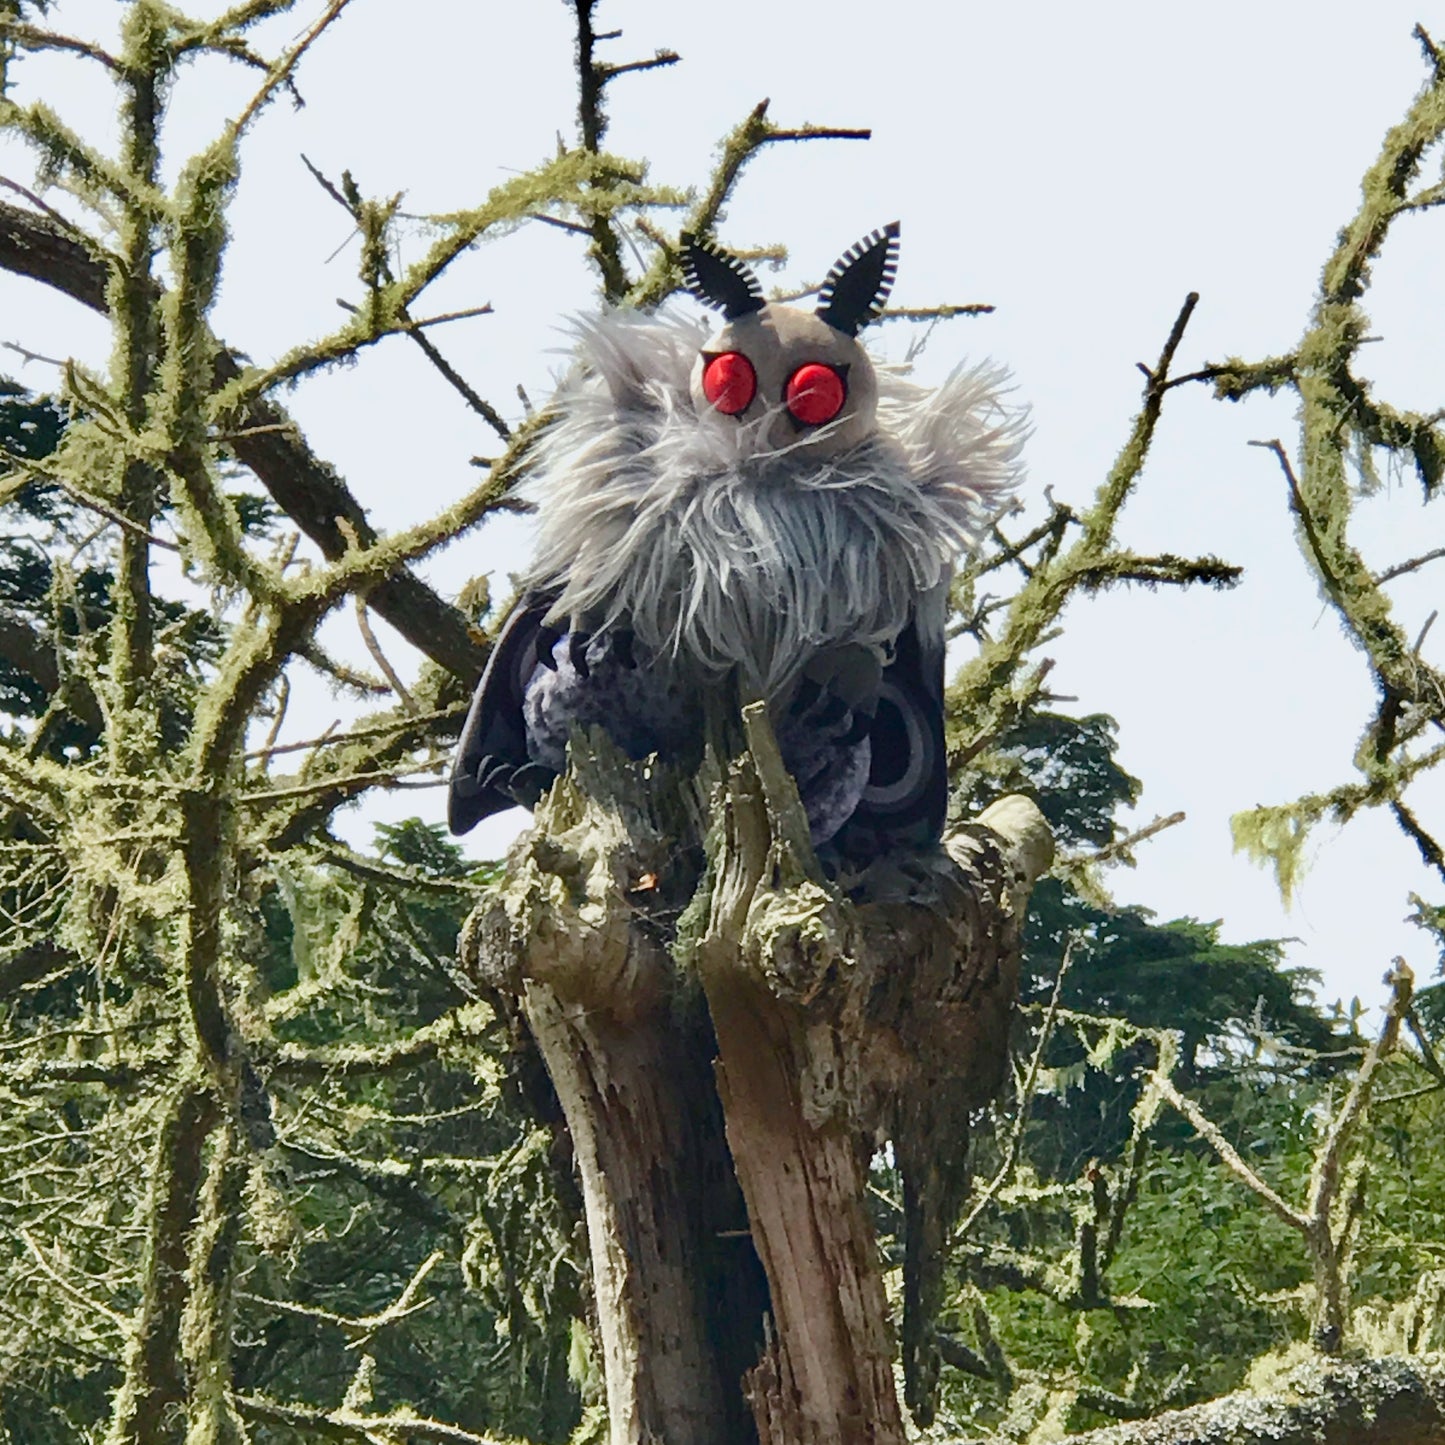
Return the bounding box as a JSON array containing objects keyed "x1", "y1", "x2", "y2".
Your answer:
[{"x1": 523, "y1": 308, "x2": 1026, "y2": 697}]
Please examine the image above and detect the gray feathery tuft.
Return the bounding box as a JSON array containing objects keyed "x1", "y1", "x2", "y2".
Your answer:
[{"x1": 522, "y1": 308, "x2": 1027, "y2": 698}]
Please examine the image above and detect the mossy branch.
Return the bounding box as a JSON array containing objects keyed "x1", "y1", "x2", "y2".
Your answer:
[
  {"x1": 630, "y1": 98, "x2": 871, "y2": 307},
  {"x1": 949, "y1": 293, "x2": 1219, "y2": 761},
  {"x1": 1069, "y1": 551, "x2": 1242, "y2": 593},
  {"x1": 1227, "y1": 65, "x2": 1445, "y2": 897},
  {"x1": 1214, "y1": 45, "x2": 1445, "y2": 913},
  {"x1": 209, "y1": 151, "x2": 666, "y2": 414},
  {"x1": 263, "y1": 1003, "x2": 492, "y2": 1080},
  {"x1": 570, "y1": 0, "x2": 675, "y2": 300},
  {"x1": 1232, "y1": 740, "x2": 1445, "y2": 901},
  {"x1": 234, "y1": 1394, "x2": 524, "y2": 1445},
  {"x1": 0, "y1": 95, "x2": 157, "y2": 213},
  {"x1": 963, "y1": 1356, "x2": 1445, "y2": 1445},
  {"x1": 180, "y1": 0, "x2": 302, "y2": 45}
]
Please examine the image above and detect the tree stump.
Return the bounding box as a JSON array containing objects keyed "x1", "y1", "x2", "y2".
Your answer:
[{"x1": 461, "y1": 706, "x2": 1054, "y2": 1445}]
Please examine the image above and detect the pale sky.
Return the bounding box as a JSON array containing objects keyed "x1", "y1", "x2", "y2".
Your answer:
[{"x1": 2, "y1": 1, "x2": 1442, "y2": 1012}]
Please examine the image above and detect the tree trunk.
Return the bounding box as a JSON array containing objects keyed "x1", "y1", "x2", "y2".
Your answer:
[{"x1": 461, "y1": 709, "x2": 1053, "y2": 1445}]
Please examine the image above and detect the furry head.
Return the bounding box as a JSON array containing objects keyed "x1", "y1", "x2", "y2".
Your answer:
[{"x1": 680, "y1": 225, "x2": 898, "y2": 455}]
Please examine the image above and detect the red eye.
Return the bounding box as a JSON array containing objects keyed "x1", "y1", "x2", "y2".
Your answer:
[
  {"x1": 701, "y1": 351, "x2": 757, "y2": 415},
  {"x1": 785, "y1": 363, "x2": 846, "y2": 426}
]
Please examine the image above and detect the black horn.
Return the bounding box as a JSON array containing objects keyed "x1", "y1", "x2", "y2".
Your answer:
[
  {"x1": 679, "y1": 233, "x2": 766, "y2": 319},
  {"x1": 816, "y1": 221, "x2": 900, "y2": 336}
]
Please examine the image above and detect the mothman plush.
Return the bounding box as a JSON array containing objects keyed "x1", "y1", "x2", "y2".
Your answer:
[{"x1": 447, "y1": 224, "x2": 1024, "y2": 862}]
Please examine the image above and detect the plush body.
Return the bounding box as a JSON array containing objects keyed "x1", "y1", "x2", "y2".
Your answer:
[{"x1": 448, "y1": 228, "x2": 1024, "y2": 859}]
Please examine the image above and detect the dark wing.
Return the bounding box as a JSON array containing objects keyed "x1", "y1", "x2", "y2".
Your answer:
[
  {"x1": 447, "y1": 596, "x2": 556, "y2": 835},
  {"x1": 833, "y1": 611, "x2": 947, "y2": 860}
]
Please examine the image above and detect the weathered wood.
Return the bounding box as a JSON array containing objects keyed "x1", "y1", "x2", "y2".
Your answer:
[
  {"x1": 462, "y1": 733, "x2": 746, "y2": 1445},
  {"x1": 461, "y1": 716, "x2": 1054, "y2": 1445},
  {"x1": 692, "y1": 705, "x2": 1052, "y2": 1444},
  {"x1": 968, "y1": 1356, "x2": 1445, "y2": 1445},
  {"x1": 520, "y1": 981, "x2": 730, "y2": 1444},
  {"x1": 693, "y1": 709, "x2": 895, "y2": 1444}
]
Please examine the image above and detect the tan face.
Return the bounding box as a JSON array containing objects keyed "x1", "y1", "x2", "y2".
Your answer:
[{"x1": 688, "y1": 302, "x2": 879, "y2": 455}]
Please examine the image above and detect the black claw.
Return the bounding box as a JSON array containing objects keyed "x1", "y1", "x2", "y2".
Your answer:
[
  {"x1": 568, "y1": 631, "x2": 592, "y2": 679},
  {"x1": 814, "y1": 694, "x2": 849, "y2": 729},
  {"x1": 793, "y1": 753, "x2": 831, "y2": 789},
  {"x1": 791, "y1": 676, "x2": 822, "y2": 715},
  {"x1": 478, "y1": 758, "x2": 514, "y2": 792},
  {"x1": 511, "y1": 762, "x2": 556, "y2": 805},
  {"x1": 841, "y1": 710, "x2": 874, "y2": 746},
  {"x1": 534, "y1": 625, "x2": 561, "y2": 670}
]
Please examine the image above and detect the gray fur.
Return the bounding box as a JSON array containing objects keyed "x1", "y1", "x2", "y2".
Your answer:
[{"x1": 523, "y1": 308, "x2": 1026, "y2": 699}]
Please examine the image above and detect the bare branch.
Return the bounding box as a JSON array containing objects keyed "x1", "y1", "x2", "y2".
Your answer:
[
  {"x1": 233, "y1": 0, "x2": 356, "y2": 133},
  {"x1": 240, "y1": 761, "x2": 444, "y2": 806},
  {"x1": 1377, "y1": 545, "x2": 1445, "y2": 584},
  {"x1": 243, "y1": 705, "x2": 461, "y2": 761},
  {"x1": 0, "y1": 21, "x2": 120, "y2": 71},
  {"x1": 598, "y1": 50, "x2": 680, "y2": 82},
  {"x1": 1077, "y1": 811, "x2": 1186, "y2": 866},
  {"x1": 1153, "y1": 1072, "x2": 1307, "y2": 1232},
  {"x1": 879, "y1": 303, "x2": 995, "y2": 321},
  {"x1": 1, "y1": 338, "x2": 66, "y2": 368},
  {"x1": 954, "y1": 940, "x2": 1075, "y2": 1245},
  {"x1": 354, "y1": 594, "x2": 417, "y2": 713},
  {"x1": 403, "y1": 325, "x2": 511, "y2": 440}
]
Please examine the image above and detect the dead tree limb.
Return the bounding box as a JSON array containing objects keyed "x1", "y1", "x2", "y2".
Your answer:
[
  {"x1": 462, "y1": 733, "x2": 756, "y2": 1445},
  {"x1": 973, "y1": 1356, "x2": 1445, "y2": 1445},
  {"x1": 460, "y1": 710, "x2": 1053, "y2": 1445}
]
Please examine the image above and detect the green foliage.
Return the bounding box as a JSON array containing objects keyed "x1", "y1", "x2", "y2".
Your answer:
[
  {"x1": 0, "y1": 377, "x2": 64, "y2": 459},
  {"x1": 0, "y1": 816, "x2": 590, "y2": 1444},
  {"x1": 955, "y1": 710, "x2": 1140, "y2": 852},
  {"x1": 897, "y1": 1014, "x2": 1445, "y2": 1440},
  {"x1": 1416, "y1": 980, "x2": 1445, "y2": 1040}
]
